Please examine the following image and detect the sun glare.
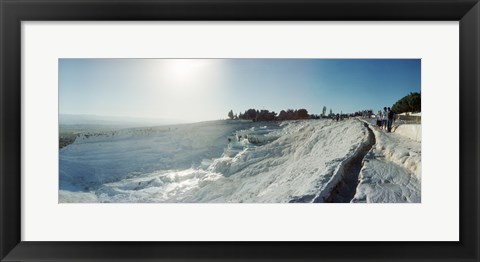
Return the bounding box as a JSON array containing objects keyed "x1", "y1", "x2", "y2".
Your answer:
[
  {"x1": 167, "y1": 60, "x2": 211, "y2": 78},
  {"x1": 148, "y1": 59, "x2": 219, "y2": 93}
]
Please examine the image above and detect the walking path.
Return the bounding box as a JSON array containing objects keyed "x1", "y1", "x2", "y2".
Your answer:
[{"x1": 352, "y1": 121, "x2": 421, "y2": 203}]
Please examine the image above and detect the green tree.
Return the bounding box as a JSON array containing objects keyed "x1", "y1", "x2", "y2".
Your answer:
[
  {"x1": 391, "y1": 92, "x2": 421, "y2": 114},
  {"x1": 245, "y1": 109, "x2": 257, "y2": 120},
  {"x1": 322, "y1": 106, "x2": 327, "y2": 117},
  {"x1": 296, "y1": 109, "x2": 309, "y2": 119},
  {"x1": 228, "y1": 110, "x2": 234, "y2": 119}
]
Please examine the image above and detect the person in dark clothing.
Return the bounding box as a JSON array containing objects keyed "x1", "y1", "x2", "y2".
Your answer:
[
  {"x1": 387, "y1": 107, "x2": 394, "y2": 132},
  {"x1": 382, "y1": 107, "x2": 388, "y2": 130}
]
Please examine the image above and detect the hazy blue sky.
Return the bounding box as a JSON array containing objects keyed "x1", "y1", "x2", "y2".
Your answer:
[{"x1": 59, "y1": 59, "x2": 420, "y2": 122}]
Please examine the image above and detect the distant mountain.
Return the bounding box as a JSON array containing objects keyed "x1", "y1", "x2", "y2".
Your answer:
[{"x1": 59, "y1": 114, "x2": 187, "y2": 127}]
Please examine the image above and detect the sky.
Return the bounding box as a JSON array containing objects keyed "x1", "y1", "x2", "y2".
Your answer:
[{"x1": 59, "y1": 59, "x2": 421, "y2": 122}]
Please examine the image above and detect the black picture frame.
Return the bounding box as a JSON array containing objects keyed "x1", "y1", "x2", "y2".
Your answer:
[{"x1": 1, "y1": 0, "x2": 479, "y2": 261}]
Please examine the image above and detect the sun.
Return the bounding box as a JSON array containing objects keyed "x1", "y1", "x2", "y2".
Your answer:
[
  {"x1": 167, "y1": 60, "x2": 210, "y2": 78},
  {"x1": 147, "y1": 59, "x2": 221, "y2": 97}
]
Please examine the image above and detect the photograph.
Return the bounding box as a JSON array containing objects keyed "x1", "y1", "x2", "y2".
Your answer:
[
  {"x1": 59, "y1": 58, "x2": 421, "y2": 203},
  {"x1": 2, "y1": 0, "x2": 478, "y2": 259}
]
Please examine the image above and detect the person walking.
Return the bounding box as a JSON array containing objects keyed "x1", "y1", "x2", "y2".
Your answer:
[
  {"x1": 387, "y1": 107, "x2": 394, "y2": 132},
  {"x1": 382, "y1": 107, "x2": 388, "y2": 130},
  {"x1": 376, "y1": 111, "x2": 383, "y2": 128}
]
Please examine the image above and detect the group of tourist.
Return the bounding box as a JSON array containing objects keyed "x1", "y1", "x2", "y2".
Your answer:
[{"x1": 376, "y1": 107, "x2": 395, "y2": 132}]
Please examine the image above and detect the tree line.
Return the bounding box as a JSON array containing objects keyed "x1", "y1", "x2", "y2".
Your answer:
[
  {"x1": 226, "y1": 91, "x2": 420, "y2": 122},
  {"x1": 228, "y1": 108, "x2": 311, "y2": 122},
  {"x1": 228, "y1": 108, "x2": 377, "y2": 122}
]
